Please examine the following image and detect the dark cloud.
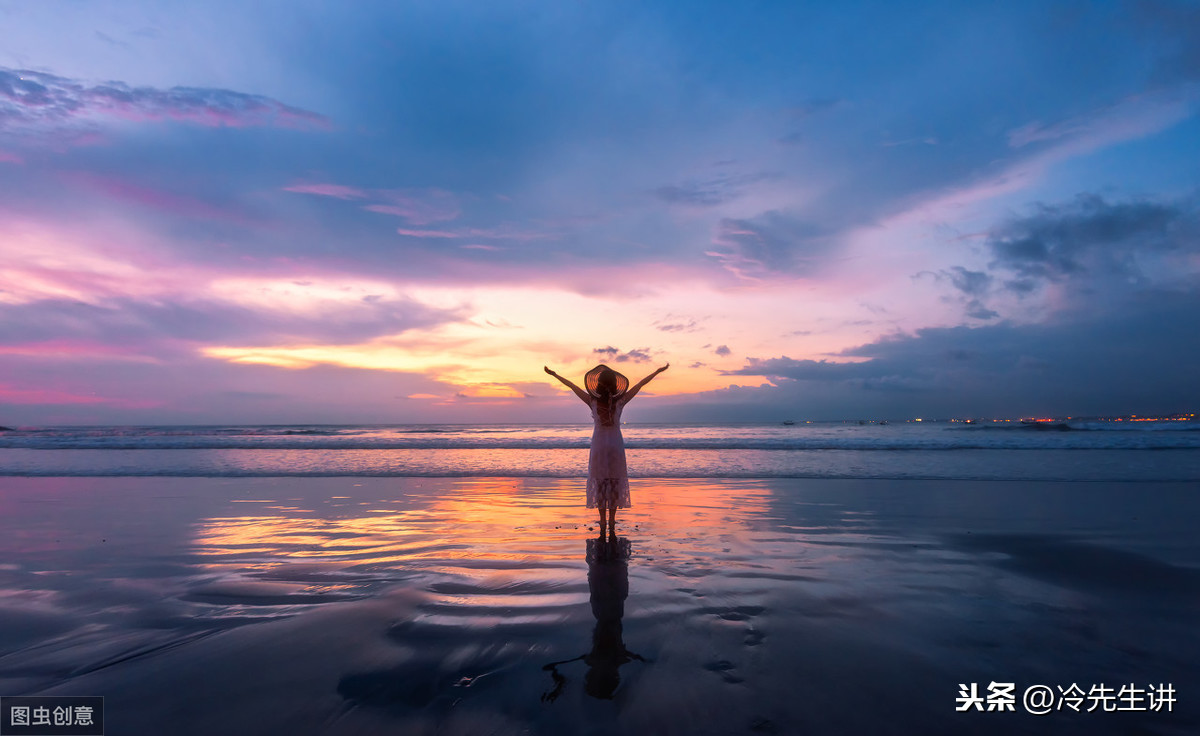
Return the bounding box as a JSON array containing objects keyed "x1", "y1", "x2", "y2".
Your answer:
[
  {"x1": 985, "y1": 194, "x2": 1193, "y2": 288},
  {"x1": 931, "y1": 194, "x2": 1199, "y2": 322},
  {"x1": 706, "y1": 212, "x2": 833, "y2": 279},
  {"x1": 591, "y1": 346, "x2": 651, "y2": 363},
  {"x1": 724, "y1": 357, "x2": 883, "y2": 382},
  {"x1": 0, "y1": 67, "x2": 326, "y2": 133},
  {"x1": 964, "y1": 300, "x2": 998, "y2": 320},
  {"x1": 674, "y1": 288, "x2": 1200, "y2": 419},
  {"x1": 942, "y1": 266, "x2": 992, "y2": 296},
  {"x1": 714, "y1": 345, "x2": 732, "y2": 356}
]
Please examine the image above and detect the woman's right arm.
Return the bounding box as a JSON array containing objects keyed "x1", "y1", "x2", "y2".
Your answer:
[
  {"x1": 545, "y1": 366, "x2": 591, "y2": 404},
  {"x1": 622, "y1": 363, "x2": 669, "y2": 403}
]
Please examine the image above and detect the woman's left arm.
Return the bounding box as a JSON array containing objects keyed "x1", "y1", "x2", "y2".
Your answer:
[{"x1": 622, "y1": 364, "x2": 669, "y2": 403}]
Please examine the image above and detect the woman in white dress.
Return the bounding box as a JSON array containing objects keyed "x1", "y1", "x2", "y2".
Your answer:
[{"x1": 544, "y1": 363, "x2": 669, "y2": 535}]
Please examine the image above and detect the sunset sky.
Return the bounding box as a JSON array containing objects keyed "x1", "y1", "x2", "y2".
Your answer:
[{"x1": 2, "y1": 0, "x2": 1198, "y2": 424}]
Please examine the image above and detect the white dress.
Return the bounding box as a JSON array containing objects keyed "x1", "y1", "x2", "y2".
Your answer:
[{"x1": 586, "y1": 396, "x2": 631, "y2": 509}]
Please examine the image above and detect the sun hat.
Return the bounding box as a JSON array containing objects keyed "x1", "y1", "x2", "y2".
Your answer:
[{"x1": 585, "y1": 364, "x2": 629, "y2": 398}]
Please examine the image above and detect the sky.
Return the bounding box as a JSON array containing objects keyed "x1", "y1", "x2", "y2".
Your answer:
[{"x1": 1, "y1": 0, "x2": 1198, "y2": 424}]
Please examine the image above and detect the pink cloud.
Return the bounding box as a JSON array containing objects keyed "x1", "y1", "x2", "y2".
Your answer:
[
  {"x1": 0, "y1": 340, "x2": 159, "y2": 360},
  {"x1": 0, "y1": 383, "x2": 112, "y2": 405},
  {"x1": 0, "y1": 150, "x2": 22, "y2": 164},
  {"x1": 66, "y1": 172, "x2": 258, "y2": 225}
]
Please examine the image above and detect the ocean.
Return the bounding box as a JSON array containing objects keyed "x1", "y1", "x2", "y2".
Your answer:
[{"x1": 2, "y1": 419, "x2": 1198, "y2": 480}]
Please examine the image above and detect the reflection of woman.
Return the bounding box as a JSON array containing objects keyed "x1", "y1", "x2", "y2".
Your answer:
[
  {"x1": 542, "y1": 536, "x2": 644, "y2": 702},
  {"x1": 544, "y1": 363, "x2": 668, "y2": 535}
]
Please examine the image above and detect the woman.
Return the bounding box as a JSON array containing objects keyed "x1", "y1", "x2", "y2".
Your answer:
[{"x1": 544, "y1": 363, "x2": 669, "y2": 534}]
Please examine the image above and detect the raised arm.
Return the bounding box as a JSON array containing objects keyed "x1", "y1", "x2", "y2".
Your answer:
[
  {"x1": 545, "y1": 366, "x2": 591, "y2": 404},
  {"x1": 622, "y1": 364, "x2": 669, "y2": 403}
]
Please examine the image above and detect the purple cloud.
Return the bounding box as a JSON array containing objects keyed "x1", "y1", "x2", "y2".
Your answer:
[
  {"x1": 0, "y1": 67, "x2": 327, "y2": 132},
  {"x1": 0, "y1": 294, "x2": 465, "y2": 354}
]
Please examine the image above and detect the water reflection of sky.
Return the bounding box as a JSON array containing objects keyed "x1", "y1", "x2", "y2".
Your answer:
[
  {"x1": 1, "y1": 477, "x2": 1197, "y2": 734},
  {"x1": 5, "y1": 446, "x2": 1200, "y2": 480}
]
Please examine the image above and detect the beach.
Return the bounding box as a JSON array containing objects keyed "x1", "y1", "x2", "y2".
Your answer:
[
  {"x1": 6, "y1": 2, "x2": 1200, "y2": 733},
  {"x1": 2, "y1": 474, "x2": 1196, "y2": 735}
]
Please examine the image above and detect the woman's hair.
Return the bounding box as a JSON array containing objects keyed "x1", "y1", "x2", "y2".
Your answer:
[{"x1": 585, "y1": 364, "x2": 629, "y2": 399}]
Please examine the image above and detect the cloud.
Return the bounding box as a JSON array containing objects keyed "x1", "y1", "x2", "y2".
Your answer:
[
  {"x1": 655, "y1": 317, "x2": 699, "y2": 333},
  {"x1": 396, "y1": 224, "x2": 554, "y2": 242},
  {"x1": 282, "y1": 183, "x2": 368, "y2": 200},
  {"x1": 396, "y1": 228, "x2": 460, "y2": 238},
  {"x1": 283, "y1": 182, "x2": 464, "y2": 227},
  {"x1": 714, "y1": 345, "x2": 732, "y2": 356},
  {"x1": 363, "y1": 189, "x2": 461, "y2": 225},
  {"x1": 964, "y1": 300, "x2": 999, "y2": 320},
  {"x1": 928, "y1": 193, "x2": 1199, "y2": 322},
  {"x1": 692, "y1": 288, "x2": 1200, "y2": 418},
  {"x1": 591, "y1": 346, "x2": 651, "y2": 363},
  {"x1": 941, "y1": 266, "x2": 992, "y2": 296},
  {"x1": 984, "y1": 193, "x2": 1194, "y2": 287},
  {"x1": 654, "y1": 171, "x2": 781, "y2": 207},
  {"x1": 922, "y1": 267, "x2": 998, "y2": 320},
  {"x1": 724, "y1": 356, "x2": 882, "y2": 382},
  {"x1": 0, "y1": 67, "x2": 327, "y2": 133},
  {"x1": 0, "y1": 383, "x2": 110, "y2": 405},
  {"x1": 66, "y1": 172, "x2": 259, "y2": 224},
  {"x1": 706, "y1": 212, "x2": 833, "y2": 280},
  {"x1": 0, "y1": 293, "x2": 464, "y2": 354}
]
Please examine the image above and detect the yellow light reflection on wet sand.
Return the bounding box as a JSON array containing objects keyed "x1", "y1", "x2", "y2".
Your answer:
[{"x1": 191, "y1": 478, "x2": 777, "y2": 573}]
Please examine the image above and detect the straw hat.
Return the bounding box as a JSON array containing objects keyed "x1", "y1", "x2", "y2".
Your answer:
[{"x1": 585, "y1": 364, "x2": 629, "y2": 398}]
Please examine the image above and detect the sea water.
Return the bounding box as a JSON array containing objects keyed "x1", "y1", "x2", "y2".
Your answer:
[{"x1": 1, "y1": 420, "x2": 1198, "y2": 480}]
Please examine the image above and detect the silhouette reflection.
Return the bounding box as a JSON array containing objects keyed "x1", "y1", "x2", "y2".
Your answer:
[{"x1": 542, "y1": 535, "x2": 645, "y2": 702}]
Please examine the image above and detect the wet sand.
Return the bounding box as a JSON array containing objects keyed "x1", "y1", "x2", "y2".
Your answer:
[{"x1": 1, "y1": 476, "x2": 1196, "y2": 735}]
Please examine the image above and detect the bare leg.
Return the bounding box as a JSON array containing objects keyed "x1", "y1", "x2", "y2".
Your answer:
[
  {"x1": 597, "y1": 507, "x2": 606, "y2": 531},
  {"x1": 606, "y1": 507, "x2": 616, "y2": 536}
]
